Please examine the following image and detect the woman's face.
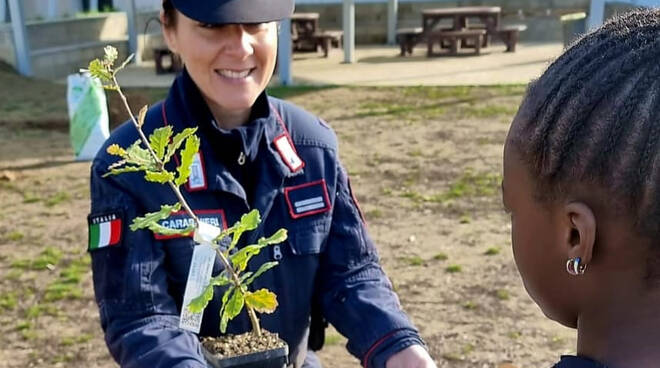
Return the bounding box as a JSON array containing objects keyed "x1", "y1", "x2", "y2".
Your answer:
[{"x1": 162, "y1": 11, "x2": 278, "y2": 116}]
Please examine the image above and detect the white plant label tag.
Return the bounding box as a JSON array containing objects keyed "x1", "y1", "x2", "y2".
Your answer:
[{"x1": 179, "y1": 223, "x2": 221, "y2": 333}]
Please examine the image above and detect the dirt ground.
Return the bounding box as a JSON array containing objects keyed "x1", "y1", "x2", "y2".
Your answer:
[{"x1": 0, "y1": 73, "x2": 576, "y2": 368}]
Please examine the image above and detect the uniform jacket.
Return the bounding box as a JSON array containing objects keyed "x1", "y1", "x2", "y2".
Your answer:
[{"x1": 88, "y1": 70, "x2": 423, "y2": 368}]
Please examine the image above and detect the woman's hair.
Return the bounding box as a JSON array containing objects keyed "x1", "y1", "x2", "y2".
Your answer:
[
  {"x1": 162, "y1": 0, "x2": 176, "y2": 27},
  {"x1": 508, "y1": 8, "x2": 660, "y2": 238}
]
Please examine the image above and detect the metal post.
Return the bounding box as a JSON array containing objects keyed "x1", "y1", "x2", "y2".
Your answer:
[
  {"x1": 126, "y1": 0, "x2": 139, "y2": 63},
  {"x1": 47, "y1": 0, "x2": 57, "y2": 20},
  {"x1": 342, "y1": 0, "x2": 355, "y2": 63},
  {"x1": 277, "y1": 18, "x2": 293, "y2": 86},
  {"x1": 7, "y1": 0, "x2": 31, "y2": 76},
  {"x1": 0, "y1": 0, "x2": 7, "y2": 23},
  {"x1": 587, "y1": 0, "x2": 606, "y2": 29},
  {"x1": 387, "y1": 0, "x2": 398, "y2": 45}
]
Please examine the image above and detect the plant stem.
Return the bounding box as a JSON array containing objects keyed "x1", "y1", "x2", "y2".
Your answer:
[
  {"x1": 112, "y1": 75, "x2": 260, "y2": 336},
  {"x1": 112, "y1": 76, "x2": 199, "y2": 227}
]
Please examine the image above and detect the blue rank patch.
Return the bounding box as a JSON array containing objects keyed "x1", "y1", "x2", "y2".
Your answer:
[
  {"x1": 284, "y1": 179, "x2": 331, "y2": 219},
  {"x1": 154, "y1": 209, "x2": 227, "y2": 240}
]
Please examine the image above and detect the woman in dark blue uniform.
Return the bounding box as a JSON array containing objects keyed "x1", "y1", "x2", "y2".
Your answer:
[
  {"x1": 502, "y1": 8, "x2": 660, "y2": 368},
  {"x1": 88, "y1": 1, "x2": 436, "y2": 367}
]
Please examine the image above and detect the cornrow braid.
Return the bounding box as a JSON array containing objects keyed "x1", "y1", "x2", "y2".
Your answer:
[{"x1": 509, "y1": 8, "x2": 660, "y2": 239}]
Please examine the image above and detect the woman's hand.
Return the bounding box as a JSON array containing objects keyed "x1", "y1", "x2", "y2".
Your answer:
[{"x1": 385, "y1": 344, "x2": 437, "y2": 368}]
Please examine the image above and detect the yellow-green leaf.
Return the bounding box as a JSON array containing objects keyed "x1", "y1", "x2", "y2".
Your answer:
[
  {"x1": 145, "y1": 170, "x2": 174, "y2": 184},
  {"x1": 107, "y1": 144, "x2": 127, "y2": 157},
  {"x1": 219, "y1": 286, "x2": 236, "y2": 333},
  {"x1": 245, "y1": 289, "x2": 278, "y2": 314},
  {"x1": 103, "y1": 166, "x2": 142, "y2": 177},
  {"x1": 225, "y1": 288, "x2": 245, "y2": 320},
  {"x1": 258, "y1": 229, "x2": 287, "y2": 246},
  {"x1": 187, "y1": 283, "x2": 214, "y2": 314},
  {"x1": 230, "y1": 243, "x2": 268, "y2": 272},
  {"x1": 148, "y1": 223, "x2": 193, "y2": 236},
  {"x1": 138, "y1": 105, "x2": 148, "y2": 128},
  {"x1": 244, "y1": 261, "x2": 278, "y2": 286},
  {"x1": 241, "y1": 210, "x2": 260, "y2": 231},
  {"x1": 149, "y1": 126, "x2": 172, "y2": 160},
  {"x1": 175, "y1": 135, "x2": 200, "y2": 186},
  {"x1": 87, "y1": 59, "x2": 112, "y2": 82}
]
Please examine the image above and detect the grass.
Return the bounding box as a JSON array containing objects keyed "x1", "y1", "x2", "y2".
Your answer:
[
  {"x1": 324, "y1": 333, "x2": 344, "y2": 346},
  {"x1": 403, "y1": 255, "x2": 425, "y2": 266},
  {"x1": 44, "y1": 256, "x2": 89, "y2": 302},
  {"x1": 44, "y1": 191, "x2": 72, "y2": 207},
  {"x1": 266, "y1": 85, "x2": 337, "y2": 100},
  {"x1": 11, "y1": 247, "x2": 63, "y2": 271},
  {"x1": 433, "y1": 252, "x2": 448, "y2": 261},
  {"x1": 445, "y1": 264, "x2": 462, "y2": 273},
  {"x1": 496, "y1": 289, "x2": 510, "y2": 300},
  {"x1": 366, "y1": 209, "x2": 383, "y2": 219},
  {"x1": 484, "y1": 247, "x2": 501, "y2": 256},
  {"x1": 462, "y1": 301, "x2": 477, "y2": 310},
  {"x1": 6, "y1": 231, "x2": 24, "y2": 241},
  {"x1": 0, "y1": 292, "x2": 18, "y2": 311}
]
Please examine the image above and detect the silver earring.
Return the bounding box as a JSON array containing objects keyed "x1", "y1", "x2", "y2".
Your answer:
[{"x1": 566, "y1": 257, "x2": 587, "y2": 276}]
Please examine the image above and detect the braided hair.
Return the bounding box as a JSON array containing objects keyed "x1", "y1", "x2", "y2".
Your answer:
[{"x1": 508, "y1": 8, "x2": 660, "y2": 238}]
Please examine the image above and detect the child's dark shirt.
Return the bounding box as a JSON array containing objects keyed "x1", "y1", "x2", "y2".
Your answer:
[{"x1": 553, "y1": 356, "x2": 607, "y2": 368}]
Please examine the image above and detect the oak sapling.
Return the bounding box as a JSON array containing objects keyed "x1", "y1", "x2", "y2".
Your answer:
[{"x1": 85, "y1": 46, "x2": 289, "y2": 365}]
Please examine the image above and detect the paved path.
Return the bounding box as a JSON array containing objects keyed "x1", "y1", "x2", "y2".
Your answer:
[{"x1": 117, "y1": 42, "x2": 564, "y2": 88}]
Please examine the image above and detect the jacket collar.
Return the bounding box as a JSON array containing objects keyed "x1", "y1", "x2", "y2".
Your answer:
[{"x1": 162, "y1": 70, "x2": 303, "y2": 200}]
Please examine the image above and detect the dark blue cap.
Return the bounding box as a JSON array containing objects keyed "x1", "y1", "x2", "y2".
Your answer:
[{"x1": 170, "y1": 0, "x2": 295, "y2": 25}]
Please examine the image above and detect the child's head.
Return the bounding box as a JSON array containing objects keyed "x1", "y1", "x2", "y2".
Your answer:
[{"x1": 503, "y1": 9, "x2": 660, "y2": 328}]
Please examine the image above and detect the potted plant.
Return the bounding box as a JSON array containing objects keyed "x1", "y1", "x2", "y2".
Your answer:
[{"x1": 84, "y1": 46, "x2": 289, "y2": 368}]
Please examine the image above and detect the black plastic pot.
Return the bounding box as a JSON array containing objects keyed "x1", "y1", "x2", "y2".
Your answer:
[{"x1": 203, "y1": 345, "x2": 289, "y2": 368}]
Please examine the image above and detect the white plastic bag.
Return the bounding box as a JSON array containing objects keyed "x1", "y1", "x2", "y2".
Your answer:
[{"x1": 67, "y1": 73, "x2": 110, "y2": 161}]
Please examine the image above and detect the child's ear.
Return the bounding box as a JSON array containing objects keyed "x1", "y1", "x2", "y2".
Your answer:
[{"x1": 563, "y1": 202, "x2": 597, "y2": 264}]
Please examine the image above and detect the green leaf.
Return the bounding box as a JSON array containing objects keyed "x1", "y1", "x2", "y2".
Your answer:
[
  {"x1": 125, "y1": 140, "x2": 156, "y2": 168},
  {"x1": 258, "y1": 229, "x2": 288, "y2": 246},
  {"x1": 225, "y1": 288, "x2": 245, "y2": 320},
  {"x1": 147, "y1": 223, "x2": 194, "y2": 236},
  {"x1": 240, "y1": 210, "x2": 261, "y2": 231},
  {"x1": 230, "y1": 243, "x2": 269, "y2": 272},
  {"x1": 130, "y1": 203, "x2": 181, "y2": 231},
  {"x1": 219, "y1": 286, "x2": 235, "y2": 333},
  {"x1": 187, "y1": 283, "x2": 214, "y2": 314},
  {"x1": 103, "y1": 46, "x2": 118, "y2": 66},
  {"x1": 102, "y1": 165, "x2": 142, "y2": 177},
  {"x1": 175, "y1": 135, "x2": 200, "y2": 186},
  {"x1": 144, "y1": 170, "x2": 174, "y2": 184},
  {"x1": 244, "y1": 289, "x2": 278, "y2": 314},
  {"x1": 225, "y1": 210, "x2": 262, "y2": 253},
  {"x1": 149, "y1": 126, "x2": 171, "y2": 159},
  {"x1": 211, "y1": 273, "x2": 231, "y2": 287},
  {"x1": 87, "y1": 59, "x2": 112, "y2": 82},
  {"x1": 164, "y1": 127, "x2": 198, "y2": 164},
  {"x1": 244, "y1": 261, "x2": 278, "y2": 286}
]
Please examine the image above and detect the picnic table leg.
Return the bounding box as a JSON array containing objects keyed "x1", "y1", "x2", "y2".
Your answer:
[
  {"x1": 475, "y1": 35, "x2": 482, "y2": 55},
  {"x1": 320, "y1": 37, "x2": 330, "y2": 57},
  {"x1": 450, "y1": 36, "x2": 459, "y2": 55},
  {"x1": 427, "y1": 37, "x2": 434, "y2": 57}
]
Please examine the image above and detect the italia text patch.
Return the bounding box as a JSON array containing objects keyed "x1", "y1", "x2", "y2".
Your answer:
[
  {"x1": 154, "y1": 209, "x2": 227, "y2": 240},
  {"x1": 88, "y1": 212, "x2": 123, "y2": 251},
  {"x1": 284, "y1": 179, "x2": 331, "y2": 219}
]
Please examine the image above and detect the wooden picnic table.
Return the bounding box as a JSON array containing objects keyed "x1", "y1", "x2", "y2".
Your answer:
[
  {"x1": 290, "y1": 12, "x2": 342, "y2": 57},
  {"x1": 422, "y1": 6, "x2": 501, "y2": 55}
]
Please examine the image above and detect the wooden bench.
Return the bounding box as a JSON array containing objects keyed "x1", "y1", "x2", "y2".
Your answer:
[
  {"x1": 153, "y1": 48, "x2": 183, "y2": 74},
  {"x1": 428, "y1": 29, "x2": 487, "y2": 56},
  {"x1": 396, "y1": 27, "x2": 423, "y2": 56},
  {"x1": 314, "y1": 30, "x2": 343, "y2": 57},
  {"x1": 497, "y1": 24, "x2": 527, "y2": 52}
]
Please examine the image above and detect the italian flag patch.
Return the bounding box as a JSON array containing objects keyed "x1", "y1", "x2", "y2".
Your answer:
[{"x1": 88, "y1": 212, "x2": 122, "y2": 251}]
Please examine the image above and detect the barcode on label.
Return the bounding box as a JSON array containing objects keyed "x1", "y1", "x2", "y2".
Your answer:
[{"x1": 179, "y1": 243, "x2": 216, "y2": 333}]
